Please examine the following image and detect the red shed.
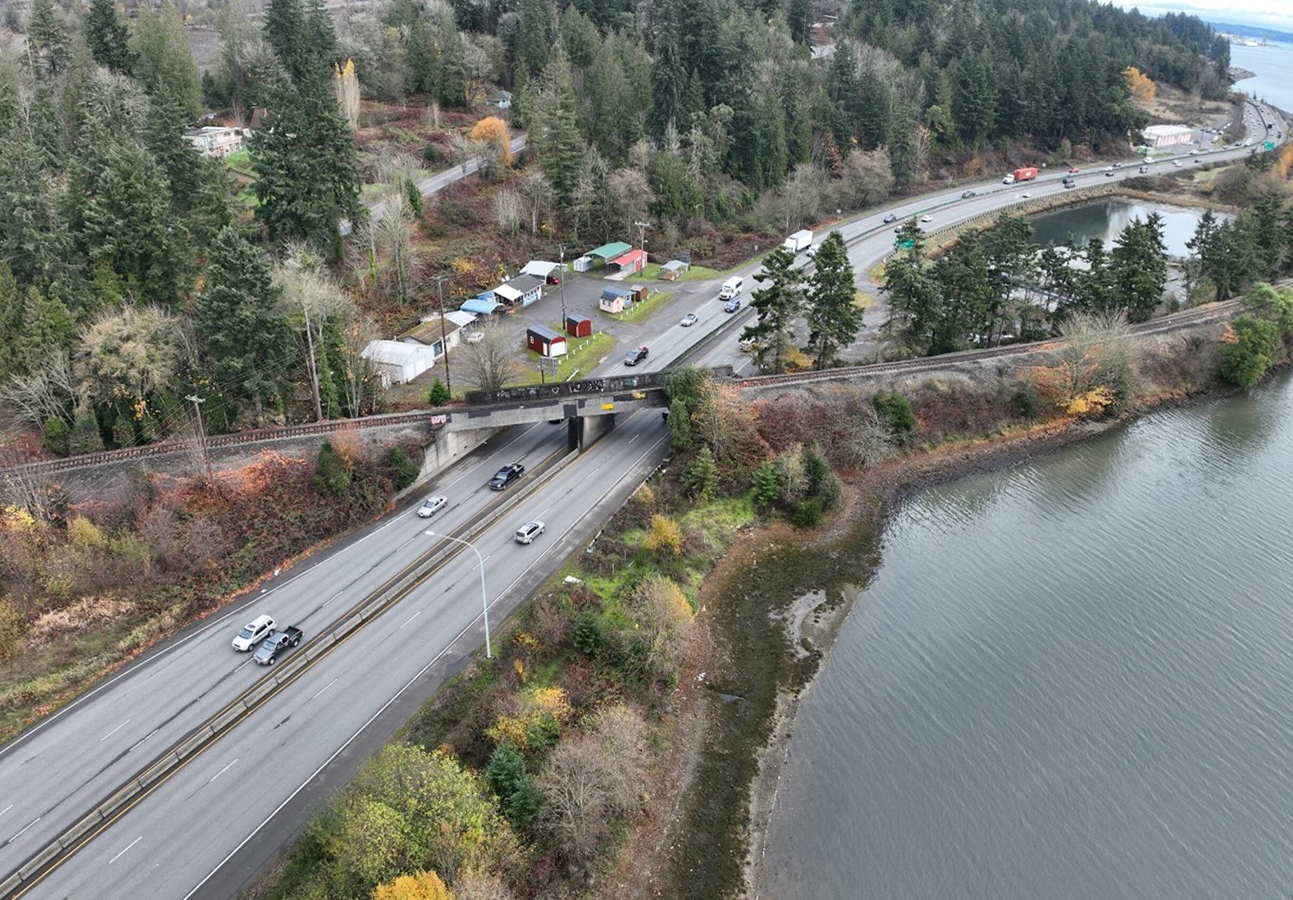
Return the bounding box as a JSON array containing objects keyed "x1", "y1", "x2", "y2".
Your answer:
[
  {"x1": 610, "y1": 248, "x2": 647, "y2": 274},
  {"x1": 526, "y1": 325, "x2": 567, "y2": 357},
  {"x1": 565, "y1": 314, "x2": 592, "y2": 338}
]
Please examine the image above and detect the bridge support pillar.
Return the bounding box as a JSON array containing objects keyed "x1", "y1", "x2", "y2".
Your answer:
[{"x1": 569, "y1": 412, "x2": 616, "y2": 450}]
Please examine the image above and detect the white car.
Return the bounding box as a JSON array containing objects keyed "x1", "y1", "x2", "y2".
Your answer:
[
  {"x1": 680, "y1": 313, "x2": 699, "y2": 327},
  {"x1": 920, "y1": 214, "x2": 932, "y2": 223},
  {"x1": 465, "y1": 332, "x2": 485, "y2": 344},
  {"x1": 232, "y1": 614, "x2": 275, "y2": 651},
  {"x1": 417, "y1": 496, "x2": 447, "y2": 518},
  {"x1": 1173, "y1": 159, "x2": 1183, "y2": 167},
  {"x1": 515, "y1": 521, "x2": 546, "y2": 545},
  {"x1": 1021, "y1": 192, "x2": 1032, "y2": 198}
]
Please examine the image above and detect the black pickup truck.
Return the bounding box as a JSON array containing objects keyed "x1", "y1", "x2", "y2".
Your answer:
[{"x1": 253, "y1": 626, "x2": 303, "y2": 665}]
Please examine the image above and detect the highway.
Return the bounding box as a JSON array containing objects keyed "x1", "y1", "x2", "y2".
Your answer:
[{"x1": 1, "y1": 101, "x2": 1284, "y2": 899}]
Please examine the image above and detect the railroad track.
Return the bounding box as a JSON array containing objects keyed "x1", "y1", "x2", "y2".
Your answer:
[
  {"x1": 732, "y1": 301, "x2": 1240, "y2": 391},
  {"x1": 2, "y1": 411, "x2": 447, "y2": 477}
]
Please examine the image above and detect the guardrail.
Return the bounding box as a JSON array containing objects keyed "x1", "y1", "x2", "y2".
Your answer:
[{"x1": 0, "y1": 436, "x2": 588, "y2": 898}]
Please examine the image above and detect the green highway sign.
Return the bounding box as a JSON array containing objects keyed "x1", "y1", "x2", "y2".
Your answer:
[
  {"x1": 1264, "y1": 141, "x2": 1276, "y2": 151},
  {"x1": 895, "y1": 238, "x2": 915, "y2": 250}
]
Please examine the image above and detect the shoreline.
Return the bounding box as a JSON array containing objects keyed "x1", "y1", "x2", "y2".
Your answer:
[{"x1": 1231, "y1": 66, "x2": 1257, "y2": 82}]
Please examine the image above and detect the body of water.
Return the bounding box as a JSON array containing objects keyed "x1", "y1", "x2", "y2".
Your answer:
[
  {"x1": 758, "y1": 373, "x2": 1293, "y2": 899},
  {"x1": 1230, "y1": 40, "x2": 1293, "y2": 114},
  {"x1": 1028, "y1": 198, "x2": 1214, "y2": 257}
]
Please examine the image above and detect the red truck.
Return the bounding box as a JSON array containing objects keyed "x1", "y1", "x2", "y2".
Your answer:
[{"x1": 1013, "y1": 166, "x2": 1039, "y2": 183}]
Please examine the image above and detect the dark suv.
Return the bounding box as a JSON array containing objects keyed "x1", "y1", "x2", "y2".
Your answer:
[
  {"x1": 490, "y1": 463, "x2": 525, "y2": 491},
  {"x1": 624, "y1": 346, "x2": 649, "y2": 366}
]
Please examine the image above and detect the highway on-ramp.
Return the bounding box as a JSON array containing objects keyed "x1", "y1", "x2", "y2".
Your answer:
[{"x1": 1, "y1": 102, "x2": 1283, "y2": 900}]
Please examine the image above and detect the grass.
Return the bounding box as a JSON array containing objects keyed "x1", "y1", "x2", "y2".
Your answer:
[
  {"x1": 639, "y1": 262, "x2": 725, "y2": 283},
  {"x1": 619, "y1": 290, "x2": 676, "y2": 324},
  {"x1": 225, "y1": 148, "x2": 255, "y2": 177},
  {"x1": 511, "y1": 331, "x2": 616, "y2": 386}
]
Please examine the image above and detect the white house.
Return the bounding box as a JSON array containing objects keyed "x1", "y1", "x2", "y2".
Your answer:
[
  {"x1": 362, "y1": 340, "x2": 438, "y2": 387},
  {"x1": 184, "y1": 126, "x2": 244, "y2": 158},
  {"x1": 1142, "y1": 124, "x2": 1195, "y2": 149}
]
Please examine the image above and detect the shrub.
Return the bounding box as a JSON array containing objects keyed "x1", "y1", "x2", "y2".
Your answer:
[
  {"x1": 314, "y1": 441, "x2": 352, "y2": 497},
  {"x1": 642, "y1": 514, "x2": 683, "y2": 558},
  {"x1": 626, "y1": 575, "x2": 694, "y2": 679},
  {"x1": 572, "y1": 612, "x2": 604, "y2": 656},
  {"x1": 371, "y1": 869, "x2": 452, "y2": 900},
  {"x1": 426, "y1": 379, "x2": 451, "y2": 406},
  {"x1": 752, "y1": 461, "x2": 779, "y2": 508},
  {"x1": 42, "y1": 417, "x2": 69, "y2": 456},
  {"x1": 683, "y1": 446, "x2": 719, "y2": 499},
  {"x1": 387, "y1": 446, "x2": 420, "y2": 491},
  {"x1": 421, "y1": 142, "x2": 444, "y2": 165},
  {"x1": 791, "y1": 498, "x2": 823, "y2": 528},
  {"x1": 1011, "y1": 380, "x2": 1040, "y2": 418},
  {"x1": 1220, "y1": 317, "x2": 1281, "y2": 388},
  {"x1": 0, "y1": 599, "x2": 25, "y2": 660},
  {"x1": 804, "y1": 445, "x2": 841, "y2": 510},
  {"x1": 873, "y1": 390, "x2": 916, "y2": 440}
]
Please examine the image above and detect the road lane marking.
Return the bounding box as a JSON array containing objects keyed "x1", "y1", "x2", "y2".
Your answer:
[
  {"x1": 108, "y1": 835, "x2": 142, "y2": 864},
  {"x1": 128, "y1": 728, "x2": 159, "y2": 753},
  {"x1": 399, "y1": 611, "x2": 422, "y2": 629},
  {"x1": 311, "y1": 678, "x2": 338, "y2": 701},
  {"x1": 629, "y1": 433, "x2": 640, "y2": 443},
  {"x1": 206, "y1": 759, "x2": 239, "y2": 786},
  {"x1": 235, "y1": 659, "x2": 254, "y2": 673},
  {"x1": 0, "y1": 804, "x2": 11, "y2": 818},
  {"x1": 8, "y1": 817, "x2": 39, "y2": 843},
  {"x1": 99, "y1": 719, "x2": 131, "y2": 742}
]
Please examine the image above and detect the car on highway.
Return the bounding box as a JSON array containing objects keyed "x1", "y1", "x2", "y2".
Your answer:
[
  {"x1": 1105, "y1": 169, "x2": 1115, "y2": 177},
  {"x1": 514, "y1": 520, "x2": 546, "y2": 544},
  {"x1": 465, "y1": 332, "x2": 485, "y2": 345},
  {"x1": 883, "y1": 213, "x2": 898, "y2": 223},
  {"x1": 724, "y1": 298, "x2": 742, "y2": 313},
  {"x1": 1069, "y1": 167, "x2": 1080, "y2": 174},
  {"x1": 1173, "y1": 159, "x2": 1183, "y2": 167},
  {"x1": 232, "y1": 614, "x2": 275, "y2": 651},
  {"x1": 1139, "y1": 165, "x2": 1149, "y2": 174},
  {"x1": 1021, "y1": 192, "x2": 1032, "y2": 198},
  {"x1": 920, "y1": 214, "x2": 932, "y2": 223},
  {"x1": 680, "y1": 313, "x2": 699, "y2": 327},
  {"x1": 490, "y1": 463, "x2": 524, "y2": 491},
  {"x1": 893, "y1": 225, "x2": 903, "y2": 233},
  {"x1": 417, "y1": 496, "x2": 447, "y2": 518},
  {"x1": 253, "y1": 626, "x2": 303, "y2": 665},
  {"x1": 1189, "y1": 149, "x2": 1198, "y2": 156},
  {"x1": 1112, "y1": 161, "x2": 1123, "y2": 168},
  {"x1": 961, "y1": 189, "x2": 976, "y2": 199},
  {"x1": 624, "y1": 345, "x2": 649, "y2": 366},
  {"x1": 1063, "y1": 177, "x2": 1076, "y2": 189}
]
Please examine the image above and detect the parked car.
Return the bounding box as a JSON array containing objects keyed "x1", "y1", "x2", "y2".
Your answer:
[
  {"x1": 961, "y1": 189, "x2": 976, "y2": 199},
  {"x1": 253, "y1": 626, "x2": 302, "y2": 665},
  {"x1": 545, "y1": 273, "x2": 561, "y2": 285},
  {"x1": 883, "y1": 213, "x2": 898, "y2": 224},
  {"x1": 624, "y1": 345, "x2": 649, "y2": 366},
  {"x1": 490, "y1": 463, "x2": 524, "y2": 491},
  {"x1": 417, "y1": 496, "x2": 447, "y2": 518},
  {"x1": 920, "y1": 214, "x2": 932, "y2": 223},
  {"x1": 680, "y1": 313, "x2": 699, "y2": 327},
  {"x1": 232, "y1": 615, "x2": 275, "y2": 652},
  {"x1": 724, "y1": 298, "x2": 742, "y2": 313},
  {"x1": 465, "y1": 332, "x2": 485, "y2": 345},
  {"x1": 515, "y1": 521, "x2": 546, "y2": 545}
]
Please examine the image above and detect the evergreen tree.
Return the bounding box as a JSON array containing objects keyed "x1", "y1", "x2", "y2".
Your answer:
[
  {"x1": 197, "y1": 227, "x2": 293, "y2": 424},
  {"x1": 1109, "y1": 214, "x2": 1167, "y2": 321},
  {"x1": 518, "y1": 0, "x2": 553, "y2": 76},
  {"x1": 144, "y1": 96, "x2": 231, "y2": 245},
  {"x1": 533, "y1": 50, "x2": 585, "y2": 205},
  {"x1": 856, "y1": 70, "x2": 892, "y2": 150},
  {"x1": 27, "y1": 0, "x2": 69, "y2": 78},
  {"x1": 68, "y1": 404, "x2": 105, "y2": 455},
  {"x1": 788, "y1": 0, "x2": 812, "y2": 44},
  {"x1": 805, "y1": 232, "x2": 862, "y2": 369},
  {"x1": 883, "y1": 221, "x2": 941, "y2": 353},
  {"x1": 85, "y1": 0, "x2": 136, "y2": 75},
  {"x1": 132, "y1": 0, "x2": 203, "y2": 118},
  {"x1": 744, "y1": 246, "x2": 804, "y2": 374},
  {"x1": 250, "y1": 74, "x2": 362, "y2": 250},
  {"x1": 648, "y1": 10, "x2": 688, "y2": 137},
  {"x1": 826, "y1": 39, "x2": 858, "y2": 152},
  {"x1": 0, "y1": 136, "x2": 78, "y2": 298}
]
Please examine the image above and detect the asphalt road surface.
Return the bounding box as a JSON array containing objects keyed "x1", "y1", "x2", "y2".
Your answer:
[{"x1": 2, "y1": 101, "x2": 1284, "y2": 900}]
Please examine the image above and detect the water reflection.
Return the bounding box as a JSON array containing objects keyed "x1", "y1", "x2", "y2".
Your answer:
[{"x1": 1028, "y1": 199, "x2": 1229, "y2": 257}]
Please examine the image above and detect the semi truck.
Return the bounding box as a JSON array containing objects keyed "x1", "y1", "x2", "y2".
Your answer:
[
  {"x1": 1013, "y1": 167, "x2": 1039, "y2": 183},
  {"x1": 783, "y1": 229, "x2": 814, "y2": 254}
]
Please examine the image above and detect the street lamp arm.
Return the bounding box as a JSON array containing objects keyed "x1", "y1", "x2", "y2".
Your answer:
[{"x1": 425, "y1": 530, "x2": 492, "y2": 658}]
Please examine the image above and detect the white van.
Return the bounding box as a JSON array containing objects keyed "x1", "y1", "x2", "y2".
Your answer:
[{"x1": 719, "y1": 276, "x2": 743, "y2": 300}]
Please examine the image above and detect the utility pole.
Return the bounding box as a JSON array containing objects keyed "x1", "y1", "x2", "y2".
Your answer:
[
  {"x1": 558, "y1": 246, "x2": 567, "y2": 327},
  {"x1": 435, "y1": 275, "x2": 452, "y2": 398},
  {"x1": 185, "y1": 394, "x2": 213, "y2": 484},
  {"x1": 634, "y1": 221, "x2": 650, "y2": 256}
]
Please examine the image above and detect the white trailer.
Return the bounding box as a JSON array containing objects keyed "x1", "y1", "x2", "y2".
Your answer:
[{"x1": 783, "y1": 229, "x2": 814, "y2": 254}]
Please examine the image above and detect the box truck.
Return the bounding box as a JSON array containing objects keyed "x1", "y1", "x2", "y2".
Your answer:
[
  {"x1": 1013, "y1": 167, "x2": 1039, "y2": 183},
  {"x1": 783, "y1": 229, "x2": 814, "y2": 254}
]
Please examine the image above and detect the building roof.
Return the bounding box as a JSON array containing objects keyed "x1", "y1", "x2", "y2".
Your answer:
[
  {"x1": 444, "y1": 310, "x2": 477, "y2": 328},
  {"x1": 527, "y1": 324, "x2": 564, "y2": 342},
  {"x1": 566, "y1": 314, "x2": 591, "y2": 324},
  {"x1": 589, "y1": 241, "x2": 632, "y2": 261},
  {"x1": 611, "y1": 249, "x2": 647, "y2": 267},
  {"x1": 661, "y1": 259, "x2": 689, "y2": 272},
  {"x1": 403, "y1": 317, "x2": 462, "y2": 345},
  {"x1": 522, "y1": 260, "x2": 561, "y2": 278},
  {"x1": 494, "y1": 285, "x2": 524, "y2": 303},
  {"x1": 504, "y1": 273, "x2": 545, "y2": 293},
  {"x1": 1143, "y1": 124, "x2": 1195, "y2": 137},
  {"x1": 600, "y1": 286, "x2": 631, "y2": 300},
  {"x1": 362, "y1": 340, "x2": 437, "y2": 367},
  {"x1": 461, "y1": 298, "x2": 501, "y2": 315}
]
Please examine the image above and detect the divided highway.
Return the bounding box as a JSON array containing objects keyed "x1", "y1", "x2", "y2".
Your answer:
[{"x1": 1, "y1": 102, "x2": 1284, "y2": 900}]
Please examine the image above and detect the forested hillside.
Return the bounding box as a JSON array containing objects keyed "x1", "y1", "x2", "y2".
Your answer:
[{"x1": 0, "y1": 0, "x2": 1228, "y2": 458}]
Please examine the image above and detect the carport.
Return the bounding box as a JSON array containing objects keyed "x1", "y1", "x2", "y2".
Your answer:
[{"x1": 588, "y1": 241, "x2": 632, "y2": 268}]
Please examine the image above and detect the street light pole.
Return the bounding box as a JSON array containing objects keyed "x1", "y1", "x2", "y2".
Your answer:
[
  {"x1": 424, "y1": 530, "x2": 491, "y2": 658},
  {"x1": 436, "y1": 275, "x2": 452, "y2": 397},
  {"x1": 558, "y1": 246, "x2": 567, "y2": 327}
]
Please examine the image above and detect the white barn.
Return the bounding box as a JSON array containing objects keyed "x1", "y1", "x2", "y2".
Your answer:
[{"x1": 362, "y1": 340, "x2": 438, "y2": 387}]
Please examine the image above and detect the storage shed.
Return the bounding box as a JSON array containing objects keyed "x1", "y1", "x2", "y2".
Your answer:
[
  {"x1": 599, "y1": 286, "x2": 632, "y2": 314},
  {"x1": 362, "y1": 340, "x2": 438, "y2": 387},
  {"x1": 660, "y1": 259, "x2": 690, "y2": 280},
  {"x1": 526, "y1": 325, "x2": 567, "y2": 357},
  {"x1": 628, "y1": 283, "x2": 649, "y2": 303},
  {"x1": 573, "y1": 255, "x2": 595, "y2": 273},
  {"x1": 610, "y1": 249, "x2": 647, "y2": 274},
  {"x1": 565, "y1": 314, "x2": 592, "y2": 338}
]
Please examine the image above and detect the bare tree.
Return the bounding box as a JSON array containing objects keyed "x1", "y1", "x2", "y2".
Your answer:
[
  {"x1": 782, "y1": 162, "x2": 825, "y2": 231},
  {"x1": 453, "y1": 870, "x2": 518, "y2": 900},
  {"x1": 338, "y1": 314, "x2": 381, "y2": 417},
  {"x1": 1055, "y1": 311, "x2": 1136, "y2": 401},
  {"x1": 493, "y1": 189, "x2": 524, "y2": 238},
  {"x1": 0, "y1": 350, "x2": 76, "y2": 427},
  {"x1": 78, "y1": 306, "x2": 182, "y2": 409},
  {"x1": 449, "y1": 134, "x2": 482, "y2": 177},
  {"x1": 840, "y1": 148, "x2": 894, "y2": 208},
  {"x1": 461, "y1": 320, "x2": 521, "y2": 392},
  {"x1": 373, "y1": 192, "x2": 416, "y2": 305},
  {"x1": 275, "y1": 246, "x2": 356, "y2": 421},
  {"x1": 516, "y1": 168, "x2": 555, "y2": 235}
]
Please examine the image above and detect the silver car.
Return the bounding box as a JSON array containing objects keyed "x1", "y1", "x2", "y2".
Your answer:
[
  {"x1": 515, "y1": 521, "x2": 546, "y2": 544},
  {"x1": 417, "y1": 496, "x2": 447, "y2": 518}
]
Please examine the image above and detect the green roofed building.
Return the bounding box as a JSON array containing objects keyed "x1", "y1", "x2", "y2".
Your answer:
[{"x1": 589, "y1": 241, "x2": 632, "y2": 263}]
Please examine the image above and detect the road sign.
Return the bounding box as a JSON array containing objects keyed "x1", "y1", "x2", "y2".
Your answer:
[
  {"x1": 895, "y1": 238, "x2": 915, "y2": 250},
  {"x1": 1264, "y1": 141, "x2": 1276, "y2": 151}
]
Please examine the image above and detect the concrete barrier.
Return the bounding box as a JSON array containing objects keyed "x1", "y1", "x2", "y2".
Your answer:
[{"x1": 56, "y1": 812, "x2": 104, "y2": 850}]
